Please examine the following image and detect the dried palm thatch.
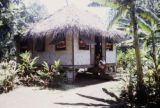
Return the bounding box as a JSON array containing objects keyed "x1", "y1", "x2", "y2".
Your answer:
[
  {"x1": 25, "y1": 6, "x2": 126, "y2": 43},
  {"x1": 107, "y1": 29, "x2": 127, "y2": 43}
]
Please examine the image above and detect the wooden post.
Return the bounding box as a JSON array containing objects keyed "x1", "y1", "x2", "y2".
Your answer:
[{"x1": 72, "y1": 29, "x2": 75, "y2": 82}]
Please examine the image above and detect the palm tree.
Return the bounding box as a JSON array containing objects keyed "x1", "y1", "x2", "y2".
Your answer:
[
  {"x1": 96, "y1": 0, "x2": 143, "y2": 89},
  {"x1": 96, "y1": 0, "x2": 160, "y2": 104},
  {"x1": 136, "y1": 7, "x2": 160, "y2": 71}
]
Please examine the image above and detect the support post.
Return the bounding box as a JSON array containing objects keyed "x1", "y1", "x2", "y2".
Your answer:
[{"x1": 72, "y1": 29, "x2": 75, "y2": 82}]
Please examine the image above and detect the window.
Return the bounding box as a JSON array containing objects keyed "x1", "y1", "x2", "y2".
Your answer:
[
  {"x1": 35, "y1": 37, "x2": 45, "y2": 52},
  {"x1": 106, "y1": 43, "x2": 113, "y2": 51},
  {"x1": 55, "y1": 37, "x2": 66, "y2": 50},
  {"x1": 79, "y1": 33, "x2": 90, "y2": 50},
  {"x1": 79, "y1": 38, "x2": 89, "y2": 50},
  {"x1": 20, "y1": 40, "x2": 28, "y2": 52},
  {"x1": 20, "y1": 38, "x2": 33, "y2": 52}
]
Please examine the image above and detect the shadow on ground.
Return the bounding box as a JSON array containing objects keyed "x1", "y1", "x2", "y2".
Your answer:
[
  {"x1": 55, "y1": 88, "x2": 128, "y2": 108},
  {"x1": 45, "y1": 72, "x2": 119, "y2": 91},
  {"x1": 55, "y1": 102, "x2": 109, "y2": 107}
]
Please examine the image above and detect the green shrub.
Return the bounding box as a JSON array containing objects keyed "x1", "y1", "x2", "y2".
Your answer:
[
  {"x1": 18, "y1": 51, "x2": 38, "y2": 75},
  {"x1": 119, "y1": 48, "x2": 160, "y2": 107},
  {"x1": 0, "y1": 60, "x2": 17, "y2": 93},
  {"x1": 54, "y1": 59, "x2": 61, "y2": 70},
  {"x1": 17, "y1": 52, "x2": 63, "y2": 87},
  {"x1": 37, "y1": 61, "x2": 62, "y2": 87},
  {"x1": 17, "y1": 51, "x2": 40, "y2": 86}
]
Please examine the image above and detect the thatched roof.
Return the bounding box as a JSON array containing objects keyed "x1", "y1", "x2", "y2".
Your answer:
[
  {"x1": 88, "y1": 2, "x2": 102, "y2": 7},
  {"x1": 107, "y1": 29, "x2": 128, "y2": 43},
  {"x1": 25, "y1": 6, "x2": 126, "y2": 43}
]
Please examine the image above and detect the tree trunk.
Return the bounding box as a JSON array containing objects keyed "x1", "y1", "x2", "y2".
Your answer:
[
  {"x1": 151, "y1": 32, "x2": 157, "y2": 70},
  {"x1": 131, "y1": 2, "x2": 146, "y2": 105},
  {"x1": 131, "y1": 2, "x2": 143, "y2": 87}
]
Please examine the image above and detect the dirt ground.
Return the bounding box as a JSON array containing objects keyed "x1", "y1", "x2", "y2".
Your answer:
[{"x1": 0, "y1": 74, "x2": 125, "y2": 108}]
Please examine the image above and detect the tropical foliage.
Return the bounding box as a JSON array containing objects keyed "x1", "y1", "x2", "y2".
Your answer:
[
  {"x1": 17, "y1": 51, "x2": 62, "y2": 87},
  {"x1": 96, "y1": 0, "x2": 160, "y2": 107},
  {"x1": 0, "y1": 0, "x2": 160, "y2": 107},
  {"x1": 0, "y1": 0, "x2": 65, "y2": 94},
  {"x1": 17, "y1": 51, "x2": 40, "y2": 86},
  {"x1": 0, "y1": 60, "x2": 17, "y2": 93},
  {"x1": 0, "y1": 0, "x2": 47, "y2": 61},
  {"x1": 37, "y1": 61, "x2": 62, "y2": 87}
]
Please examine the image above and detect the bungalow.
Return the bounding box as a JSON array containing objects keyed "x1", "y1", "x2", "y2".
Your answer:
[{"x1": 18, "y1": 6, "x2": 125, "y2": 80}]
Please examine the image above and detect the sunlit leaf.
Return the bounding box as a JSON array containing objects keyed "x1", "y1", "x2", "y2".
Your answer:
[
  {"x1": 95, "y1": 0, "x2": 120, "y2": 8},
  {"x1": 0, "y1": 20, "x2": 3, "y2": 26},
  {"x1": 136, "y1": 7, "x2": 160, "y2": 26},
  {"x1": 107, "y1": 6, "x2": 128, "y2": 30},
  {"x1": 9, "y1": 3, "x2": 17, "y2": 10},
  {"x1": 137, "y1": 15, "x2": 152, "y2": 35}
]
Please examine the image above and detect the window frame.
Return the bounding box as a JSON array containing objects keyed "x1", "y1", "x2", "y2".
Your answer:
[
  {"x1": 106, "y1": 42, "x2": 113, "y2": 51},
  {"x1": 35, "y1": 37, "x2": 45, "y2": 52},
  {"x1": 79, "y1": 37, "x2": 89, "y2": 50},
  {"x1": 79, "y1": 32, "x2": 90, "y2": 50},
  {"x1": 55, "y1": 36, "x2": 66, "y2": 51}
]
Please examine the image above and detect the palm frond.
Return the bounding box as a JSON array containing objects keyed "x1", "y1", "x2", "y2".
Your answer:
[
  {"x1": 136, "y1": 15, "x2": 152, "y2": 35},
  {"x1": 42, "y1": 61, "x2": 49, "y2": 71},
  {"x1": 136, "y1": 7, "x2": 160, "y2": 25},
  {"x1": 95, "y1": 0, "x2": 131, "y2": 8},
  {"x1": 107, "y1": 6, "x2": 128, "y2": 30},
  {"x1": 156, "y1": 23, "x2": 160, "y2": 31},
  {"x1": 95, "y1": 0, "x2": 131, "y2": 30},
  {"x1": 95, "y1": 0, "x2": 120, "y2": 8},
  {"x1": 30, "y1": 56, "x2": 39, "y2": 68}
]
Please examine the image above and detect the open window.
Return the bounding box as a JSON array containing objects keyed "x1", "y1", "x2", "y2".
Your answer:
[
  {"x1": 79, "y1": 37, "x2": 89, "y2": 50},
  {"x1": 20, "y1": 39, "x2": 29, "y2": 52},
  {"x1": 35, "y1": 37, "x2": 45, "y2": 52},
  {"x1": 106, "y1": 43, "x2": 113, "y2": 51},
  {"x1": 19, "y1": 37, "x2": 33, "y2": 52},
  {"x1": 55, "y1": 36, "x2": 66, "y2": 50},
  {"x1": 50, "y1": 33, "x2": 66, "y2": 51},
  {"x1": 79, "y1": 33, "x2": 95, "y2": 50}
]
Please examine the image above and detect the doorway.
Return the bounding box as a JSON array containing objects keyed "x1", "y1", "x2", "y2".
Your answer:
[{"x1": 95, "y1": 36, "x2": 102, "y2": 64}]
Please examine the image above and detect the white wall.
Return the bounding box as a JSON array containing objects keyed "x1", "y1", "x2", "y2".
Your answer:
[
  {"x1": 106, "y1": 46, "x2": 117, "y2": 63},
  {"x1": 32, "y1": 31, "x2": 92, "y2": 66},
  {"x1": 74, "y1": 32, "x2": 91, "y2": 65},
  {"x1": 33, "y1": 31, "x2": 72, "y2": 65},
  {"x1": 32, "y1": 34, "x2": 117, "y2": 65}
]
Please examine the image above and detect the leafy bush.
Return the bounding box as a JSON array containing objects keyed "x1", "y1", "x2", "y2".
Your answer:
[
  {"x1": 18, "y1": 51, "x2": 38, "y2": 74},
  {"x1": 117, "y1": 49, "x2": 136, "y2": 72},
  {"x1": 37, "y1": 61, "x2": 62, "y2": 87},
  {"x1": 117, "y1": 50, "x2": 126, "y2": 68},
  {"x1": 0, "y1": 60, "x2": 17, "y2": 93},
  {"x1": 119, "y1": 48, "x2": 160, "y2": 107},
  {"x1": 54, "y1": 59, "x2": 61, "y2": 70},
  {"x1": 17, "y1": 51, "x2": 63, "y2": 87},
  {"x1": 17, "y1": 51, "x2": 40, "y2": 86}
]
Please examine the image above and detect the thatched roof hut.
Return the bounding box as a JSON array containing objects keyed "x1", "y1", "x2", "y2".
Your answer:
[
  {"x1": 17, "y1": 6, "x2": 128, "y2": 69},
  {"x1": 25, "y1": 6, "x2": 125, "y2": 43}
]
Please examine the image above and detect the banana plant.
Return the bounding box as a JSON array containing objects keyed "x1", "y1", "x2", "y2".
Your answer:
[
  {"x1": 136, "y1": 7, "x2": 160, "y2": 71},
  {"x1": 96, "y1": 0, "x2": 144, "y2": 88},
  {"x1": 97, "y1": 0, "x2": 160, "y2": 79},
  {"x1": 116, "y1": 7, "x2": 160, "y2": 70}
]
